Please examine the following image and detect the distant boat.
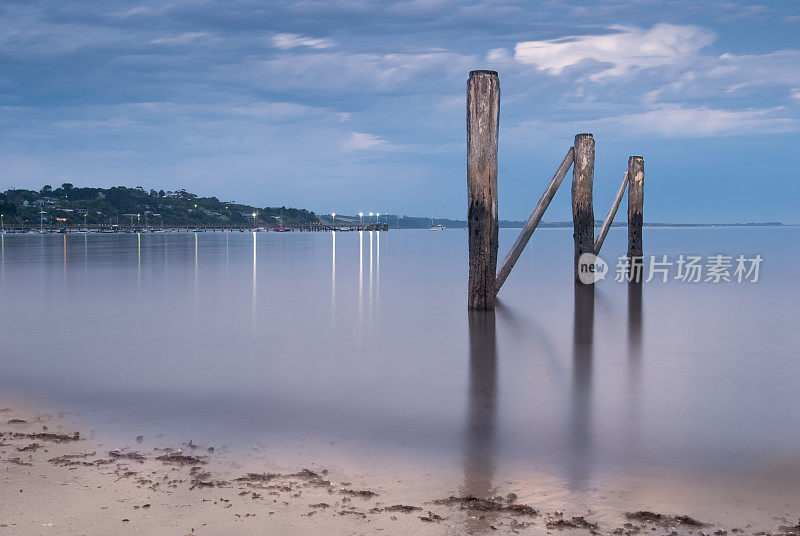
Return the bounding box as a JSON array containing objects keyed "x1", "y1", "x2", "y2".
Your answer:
[
  {"x1": 274, "y1": 226, "x2": 290, "y2": 232},
  {"x1": 429, "y1": 214, "x2": 445, "y2": 231}
]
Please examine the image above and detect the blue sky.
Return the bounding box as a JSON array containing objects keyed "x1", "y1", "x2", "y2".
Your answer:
[{"x1": 1, "y1": 0, "x2": 798, "y2": 222}]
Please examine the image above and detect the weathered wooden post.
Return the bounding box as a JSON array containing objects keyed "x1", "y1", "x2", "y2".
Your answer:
[
  {"x1": 627, "y1": 156, "x2": 644, "y2": 258},
  {"x1": 572, "y1": 133, "x2": 595, "y2": 283},
  {"x1": 467, "y1": 70, "x2": 500, "y2": 309}
]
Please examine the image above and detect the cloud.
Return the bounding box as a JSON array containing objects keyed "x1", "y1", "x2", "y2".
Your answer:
[
  {"x1": 246, "y1": 50, "x2": 476, "y2": 96},
  {"x1": 342, "y1": 132, "x2": 386, "y2": 151},
  {"x1": 598, "y1": 105, "x2": 797, "y2": 137},
  {"x1": 115, "y1": 6, "x2": 152, "y2": 18},
  {"x1": 514, "y1": 24, "x2": 715, "y2": 78},
  {"x1": 271, "y1": 33, "x2": 334, "y2": 50},
  {"x1": 150, "y1": 32, "x2": 210, "y2": 46}
]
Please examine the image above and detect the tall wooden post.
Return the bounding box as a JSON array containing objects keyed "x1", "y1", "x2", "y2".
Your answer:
[
  {"x1": 467, "y1": 70, "x2": 500, "y2": 309},
  {"x1": 627, "y1": 156, "x2": 644, "y2": 258},
  {"x1": 572, "y1": 133, "x2": 595, "y2": 283}
]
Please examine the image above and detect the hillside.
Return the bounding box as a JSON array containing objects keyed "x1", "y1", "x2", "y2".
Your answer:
[{"x1": 0, "y1": 184, "x2": 318, "y2": 229}]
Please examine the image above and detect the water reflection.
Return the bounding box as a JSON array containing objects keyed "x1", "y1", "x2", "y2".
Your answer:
[
  {"x1": 62, "y1": 234, "x2": 67, "y2": 288},
  {"x1": 252, "y1": 231, "x2": 257, "y2": 332},
  {"x1": 358, "y1": 231, "x2": 364, "y2": 323},
  {"x1": 626, "y1": 280, "x2": 643, "y2": 453},
  {"x1": 369, "y1": 231, "x2": 374, "y2": 318},
  {"x1": 331, "y1": 230, "x2": 336, "y2": 311},
  {"x1": 568, "y1": 283, "x2": 594, "y2": 491},
  {"x1": 376, "y1": 231, "x2": 380, "y2": 303},
  {"x1": 627, "y1": 280, "x2": 643, "y2": 371},
  {"x1": 463, "y1": 309, "x2": 498, "y2": 532},
  {"x1": 495, "y1": 302, "x2": 564, "y2": 382},
  {"x1": 135, "y1": 233, "x2": 141, "y2": 289},
  {"x1": 193, "y1": 232, "x2": 198, "y2": 301}
]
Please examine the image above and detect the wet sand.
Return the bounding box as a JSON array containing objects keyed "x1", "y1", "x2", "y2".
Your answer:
[{"x1": 2, "y1": 403, "x2": 799, "y2": 536}]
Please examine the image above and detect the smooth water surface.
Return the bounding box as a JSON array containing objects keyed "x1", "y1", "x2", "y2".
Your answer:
[{"x1": 1, "y1": 227, "x2": 798, "y2": 496}]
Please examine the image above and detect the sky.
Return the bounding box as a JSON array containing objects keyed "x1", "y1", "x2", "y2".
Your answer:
[{"x1": 0, "y1": 0, "x2": 798, "y2": 223}]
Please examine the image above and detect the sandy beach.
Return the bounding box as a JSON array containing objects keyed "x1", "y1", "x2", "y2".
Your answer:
[{"x1": 2, "y1": 401, "x2": 799, "y2": 536}]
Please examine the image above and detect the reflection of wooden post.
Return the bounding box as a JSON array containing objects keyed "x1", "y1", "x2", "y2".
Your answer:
[
  {"x1": 572, "y1": 134, "x2": 595, "y2": 283},
  {"x1": 467, "y1": 70, "x2": 500, "y2": 310},
  {"x1": 627, "y1": 156, "x2": 644, "y2": 258}
]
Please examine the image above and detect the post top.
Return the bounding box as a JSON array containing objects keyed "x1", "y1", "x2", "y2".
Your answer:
[
  {"x1": 469, "y1": 69, "x2": 499, "y2": 78},
  {"x1": 629, "y1": 155, "x2": 644, "y2": 160},
  {"x1": 575, "y1": 133, "x2": 593, "y2": 138}
]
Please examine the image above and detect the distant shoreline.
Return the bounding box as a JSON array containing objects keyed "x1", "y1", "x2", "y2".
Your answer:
[
  {"x1": 0, "y1": 221, "x2": 787, "y2": 235},
  {"x1": 390, "y1": 219, "x2": 784, "y2": 229}
]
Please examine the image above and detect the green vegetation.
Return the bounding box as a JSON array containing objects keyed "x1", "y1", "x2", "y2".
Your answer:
[{"x1": 0, "y1": 184, "x2": 318, "y2": 229}]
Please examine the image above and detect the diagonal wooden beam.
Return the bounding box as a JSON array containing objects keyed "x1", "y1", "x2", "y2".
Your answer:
[
  {"x1": 494, "y1": 147, "x2": 574, "y2": 295},
  {"x1": 594, "y1": 170, "x2": 629, "y2": 255}
]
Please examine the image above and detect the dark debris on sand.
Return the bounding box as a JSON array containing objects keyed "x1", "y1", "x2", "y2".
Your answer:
[
  {"x1": 547, "y1": 515, "x2": 599, "y2": 531},
  {"x1": 155, "y1": 452, "x2": 206, "y2": 465},
  {"x1": 289, "y1": 468, "x2": 333, "y2": 488},
  {"x1": 108, "y1": 450, "x2": 146, "y2": 463},
  {"x1": 626, "y1": 511, "x2": 708, "y2": 528},
  {"x1": 433, "y1": 496, "x2": 539, "y2": 517},
  {"x1": 48, "y1": 452, "x2": 113, "y2": 467},
  {"x1": 12, "y1": 431, "x2": 80, "y2": 443},
  {"x1": 384, "y1": 505, "x2": 422, "y2": 513},
  {"x1": 767, "y1": 520, "x2": 800, "y2": 536},
  {"x1": 420, "y1": 511, "x2": 445, "y2": 522},
  {"x1": 235, "y1": 472, "x2": 280, "y2": 483},
  {"x1": 340, "y1": 488, "x2": 378, "y2": 498}
]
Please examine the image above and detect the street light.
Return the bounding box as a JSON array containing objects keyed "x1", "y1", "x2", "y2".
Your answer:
[
  {"x1": 331, "y1": 213, "x2": 336, "y2": 227},
  {"x1": 376, "y1": 212, "x2": 380, "y2": 223},
  {"x1": 359, "y1": 212, "x2": 363, "y2": 224},
  {"x1": 252, "y1": 212, "x2": 258, "y2": 229}
]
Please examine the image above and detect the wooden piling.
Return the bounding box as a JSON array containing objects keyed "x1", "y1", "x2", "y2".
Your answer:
[
  {"x1": 627, "y1": 156, "x2": 644, "y2": 258},
  {"x1": 594, "y1": 170, "x2": 629, "y2": 254},
  {"x1": 572, "y1": 133, "x2": 595, "y2": 283},
  {"x1": 495, "y1": 147, "x2": 574, "y2": 295},
  {"x1": 467, "y1": 70, "x2": 500, "y2": 310}
]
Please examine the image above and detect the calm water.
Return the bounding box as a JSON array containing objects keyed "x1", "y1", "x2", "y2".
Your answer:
[{"x1": 1, "y1": 227, "x2": 798, "y2": 495}]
